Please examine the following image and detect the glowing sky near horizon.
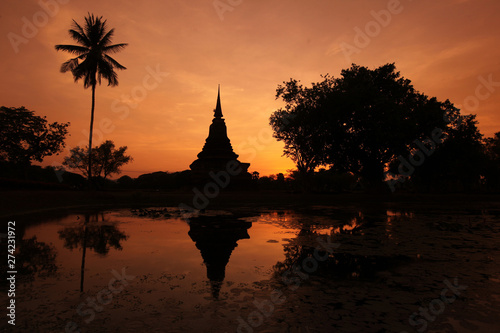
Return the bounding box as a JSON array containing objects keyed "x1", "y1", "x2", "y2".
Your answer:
[{"x1": 1, "y1": 0, "x2": 499, "y2": 177}]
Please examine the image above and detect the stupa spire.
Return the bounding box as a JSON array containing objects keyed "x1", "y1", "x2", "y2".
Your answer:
[
  {"x1": 189, "y1": 85, "x2": 251, "y2": 185},
  {"x1": 214, "y1": 84, "x2": 223, "y2": 118}
]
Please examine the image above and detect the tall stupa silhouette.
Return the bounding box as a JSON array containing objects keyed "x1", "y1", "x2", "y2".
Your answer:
[
  {"x1": 188, "y1": 216, "x2": 252, "y2": 299},
  {"x1": 189, "y1": 86, "x2": 251, "y2": 185}
]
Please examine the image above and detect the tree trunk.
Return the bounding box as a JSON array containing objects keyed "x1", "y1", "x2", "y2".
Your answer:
[{"x1": 87, "y1": 84, "x2": 96, "y2": 187}]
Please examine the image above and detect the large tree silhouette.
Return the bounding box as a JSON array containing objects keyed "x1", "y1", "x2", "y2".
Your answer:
[
  {"x1": 270, "y1": 63, "x2": 462, "y2": 185},
  {"x1": 0, "y1": 106, "x2": 69, "y2": 169},
  {"x1": 406, "y1": 113, "x2": 485, "y2": 191},
  {"x1": 55, "y1": 14, "x2": 127, "y2": 186}
]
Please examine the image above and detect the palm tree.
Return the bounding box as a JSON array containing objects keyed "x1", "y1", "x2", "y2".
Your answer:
[{"x1": 55, "y1": 13, "x2": 127, "y2": 186}]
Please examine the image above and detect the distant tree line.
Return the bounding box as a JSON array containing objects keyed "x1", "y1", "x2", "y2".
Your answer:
[{"x1": 115, "y1": 171, "x2": 192, "y2": 190}]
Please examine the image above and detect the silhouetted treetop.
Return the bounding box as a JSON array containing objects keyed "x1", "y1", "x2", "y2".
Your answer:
[
  {"x1": 0, "y1": 106, "x2": 69, "y2": 167},
  {"x1": 55, "y1": 13, "x2": 127, "y2": 88},
  {"x1": 63, "y1": 140, "x2": 132, "y2": 180},
  {"x1": 270, "y1": 63, "x2": 472, "y2": 185}
]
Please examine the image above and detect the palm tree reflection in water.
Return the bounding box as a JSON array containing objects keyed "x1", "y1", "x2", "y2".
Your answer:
[{"x1": 58, "y1": 213, "x2": 128, "y2": 292}]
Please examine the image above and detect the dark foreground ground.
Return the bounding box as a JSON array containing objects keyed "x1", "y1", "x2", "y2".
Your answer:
[{"x1": 2, "y1": 189, "x2": 500, "y2": 219}]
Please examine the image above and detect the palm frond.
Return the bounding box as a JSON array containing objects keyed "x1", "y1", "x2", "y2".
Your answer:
[
  {"x1": 82, "y1": 65, "x2": 97, "y2": 88},
  {"x1": 56, "y1": 13, "x2": 126, "y2": 88},
  {"x1": 99, "y1": 21, "x2": 110, "y2": 47},
  {"x1": 106, "y1": 71, "x2": 119, "y2": 87},
  {"x1": 70, "y1": 58, "x2": 96, "y2": 88},
  {"x1": 99, "y1": 28, "x2": 115, "y2": 47},
  {"x1": 103, "y1": 43, "x2": 128, "y2": 54},
  {"x1": 69, "y1": 29, "x2": 90, "y2": 47},
  {"x1": 60, "y1": 58, "x2": 79, "y2": 73},
  {"x1": 54, "y1": 44, "x2": 88, "y2": 55},
  {"x1": 70, "y1": 64, "x2": 85, "y2": 81},
  {"x1": 85, "y1": 14, "x2": 107, "y2": 45},
  {"x1": 84, "y1": 14, "x2": 96, "y2": 42},
  {"x1": 97, "y1": 58, "x2": 119, "y2": 86},
  {"x1": 104, "y1": 54, "x2": 127, "y2": 70},
  {"x1": 71, "y1": 19, "x2": 86, "y2": 37}
]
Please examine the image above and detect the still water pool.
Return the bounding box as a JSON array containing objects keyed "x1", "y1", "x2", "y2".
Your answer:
[{"x1": 3, "y1": 205, "x2": 500, "y2": 332}]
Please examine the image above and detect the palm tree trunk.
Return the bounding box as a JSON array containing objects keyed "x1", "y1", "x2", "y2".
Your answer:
[{"x1": 88, "y1": 83, "x2": 96, "y2": 187}]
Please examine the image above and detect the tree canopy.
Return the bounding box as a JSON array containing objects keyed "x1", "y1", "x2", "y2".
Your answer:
[
  {"x1": 0, "y1": 106, "x2": 69, "y2": 167},
  {"x1": 270, "y1": 63, "x2": 482, "y2": 188},
  {"x1": 55, "y1": 13, "x2": 127, "y2": 89},
  {"x1": 63, "y1": 140, "x2": 132, "y2": 179}
]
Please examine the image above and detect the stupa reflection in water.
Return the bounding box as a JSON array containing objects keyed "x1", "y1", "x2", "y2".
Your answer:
[{"x1": 188, "y1": 216, "x2": 252, "y2": 299}]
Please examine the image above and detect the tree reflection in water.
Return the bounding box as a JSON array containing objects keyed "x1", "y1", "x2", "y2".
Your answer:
[
  {"x1": 273, "y1": 209, "x2": 413, "y2": 281},
  {"x1": 1, "y1": 221, "x2": 58, "y2": 286},
  {"x1": 17, "y1": 236, "x2": 58, "y2": 279},
  {"x1": 58, "y1": 213, "x2": 128, "y2": 291},
  {"x1": 0, "y1": 236, "x2": 58, "y2": 285}
]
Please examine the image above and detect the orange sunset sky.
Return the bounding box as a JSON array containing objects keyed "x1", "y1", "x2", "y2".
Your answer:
[{"x1": 1, "y1": 0, "x2": 500, "y2": 178}]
